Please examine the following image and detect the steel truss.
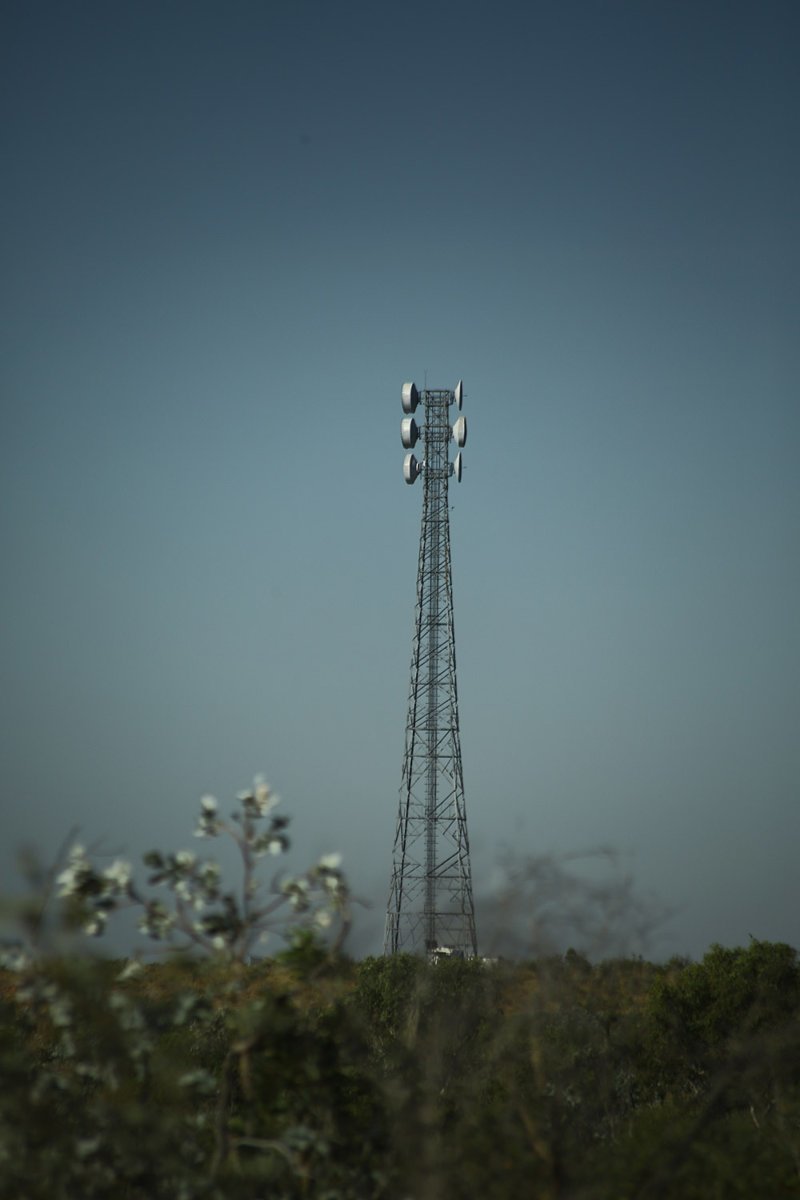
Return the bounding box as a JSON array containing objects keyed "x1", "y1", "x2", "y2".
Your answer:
[{"x1": 385, "y1": 387, "x2": 477, "y2": 956}]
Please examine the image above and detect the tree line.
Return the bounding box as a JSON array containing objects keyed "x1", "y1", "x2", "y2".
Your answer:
[{"x1": 2, "y1": 938, "x2": 799, "y2": 1198}]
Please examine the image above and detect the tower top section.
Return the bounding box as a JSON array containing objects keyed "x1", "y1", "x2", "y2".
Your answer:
[{"x1": 399, "y1": 380, "x2": 467, "y2": 486}]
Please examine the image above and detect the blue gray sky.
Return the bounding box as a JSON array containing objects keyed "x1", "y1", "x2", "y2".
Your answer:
[{"x1": 2, "y1": 0, "x2": 798, "y2": 958}]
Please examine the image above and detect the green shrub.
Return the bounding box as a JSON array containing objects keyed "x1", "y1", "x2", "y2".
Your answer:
[{"x1": 2, "y1": 781, "x2": 799, "y2": 1198}]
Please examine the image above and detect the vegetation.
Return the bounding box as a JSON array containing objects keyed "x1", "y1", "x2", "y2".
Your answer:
[{"x1": 1, "y1": 783, "x2": 798, "y2": 1198}]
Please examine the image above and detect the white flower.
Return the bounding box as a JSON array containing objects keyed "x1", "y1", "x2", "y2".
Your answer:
[
  {"x1": 211, "y1": 935, "x2": 226, "y2": 951},
  {"x1": 56, "y1": 844, "x2": 91, "y2": 897},
  {"x1": 194, "y1": 810, "x2": 221, "y2": 838},
  {"x1": 175, "y1": 850, "x2": 196, "y2": 869},
  {"x1": 116, "y1": 959, "x2": 143, "y2": 982},
  {"x1": 268, "y1": 839, "x2": 283, "y2": 856},
  {"x1": 55, "y1": 867, "x2": 78, "y2": 897},
  {"x1": 174, "y1": 879, "x2": 192, "y2": 902},
  {"x1": 103, "y1": 859, "x2": 132, "y2": 891},
  {"x1": 197, "y1": 861, "x2": 221, "y2": 896},
  {"x1": 281, "y1": 875, "x2": 310, "y2": 911},
  {"x1": 0, "y1": 947, "x2": 30, "y2": 972},
  {"x1": 253, "y1": 775, "x2": 279, "y2": 816},
  {"x1": 318, "y1": 852, "x2": 342, "y2": 871},
  {"x1": 281, "y1": 876, "x2": 309, "y2": 895},
  {"x1": 137, "y1": 904, "x2": 175, "y2": 940},
  {"x1": 84, "y1": 912, "x2": 107, "y2": 937},
  {"x1": 314, "y1": 909, "x2": 333, "y2": 928}
]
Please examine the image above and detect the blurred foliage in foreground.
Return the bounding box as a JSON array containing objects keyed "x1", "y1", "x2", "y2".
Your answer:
[{"x1": 1, "y1": 784, "x2": 799, "y2": 1198}]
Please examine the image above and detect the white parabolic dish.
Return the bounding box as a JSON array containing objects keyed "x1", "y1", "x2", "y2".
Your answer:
[
  {"x1": 403, "y1": 452, "x2": 420, "y2": 484},
  {"x1": 401, "y1": 417, "x2": 419, "y2": 448},
  {"x1": 401, "y1": 381, "x2": 419, "y2": 414}
]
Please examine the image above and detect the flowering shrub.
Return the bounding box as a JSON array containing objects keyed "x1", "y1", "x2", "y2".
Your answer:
[
  {"x1": 54, "y1": 776, "x2": 349, "y2": 959},
  {"x1": 0, "y1": 779, "x2": 369, "y2": 1199}
]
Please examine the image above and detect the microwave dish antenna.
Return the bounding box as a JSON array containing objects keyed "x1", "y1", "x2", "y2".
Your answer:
[
  {"x1": 401, "y1": 417, "x2": 419, "y2": 449},
  {"x1": 401, "y1": 381, "x2": 420, "y2": 414}
]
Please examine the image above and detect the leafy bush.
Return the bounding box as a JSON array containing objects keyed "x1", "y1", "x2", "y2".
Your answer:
[
  {"x1": 2, "y1": 780, "x2": 799, "y2": 1198},
  {"x1": 0, "y1": 779, "x2": 367, "y2": 1199}
]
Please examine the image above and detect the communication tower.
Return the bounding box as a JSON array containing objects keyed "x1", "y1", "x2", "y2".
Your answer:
[{"x1": 384, "y1": 380, "x2": 477, "y2": 957}]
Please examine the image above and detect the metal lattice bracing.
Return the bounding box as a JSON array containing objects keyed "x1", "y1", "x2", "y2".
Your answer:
[{"x1": 385, "y1": 383, "x2": 477, "y2": 957}]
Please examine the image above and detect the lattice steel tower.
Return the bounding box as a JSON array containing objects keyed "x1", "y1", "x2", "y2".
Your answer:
[{"x1": 384, "y1": 379, "x2": 477, "y2": 957}]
